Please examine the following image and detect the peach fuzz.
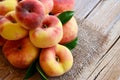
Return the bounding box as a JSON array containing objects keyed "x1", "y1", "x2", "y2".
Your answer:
[
  {"x1": 59, "y1": 16, "x2": 78, "y2": 44},
  {"x1": 51, "y1": 0, "x2": 75, "y2": 14},
  {"x1": 2, "y1": 37, "x2": 39, "y2": 69},
  {"x1": 0, "y1": 0, "x2": 17, "y2": 15},
  {"x1": 15, "y1": 0, "x2": 45, "y2": 30},
  {"x1": 39, "y1": 44, "x2": 73, "y2": 77},
  {"x1": 29, "y1": 15, "x2": 63, "y2": 48}
]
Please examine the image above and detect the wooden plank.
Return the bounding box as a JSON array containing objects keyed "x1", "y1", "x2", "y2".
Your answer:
[
  {"x1": 84, "y1": 0, "x2": 120, "y2": 35},
  {"x1": 0, "y1": 0, "x2": 101, "y2": 80},
  {"x1": 87, "y1": 38, "x2": 120, "y2": 80},
  {"x1": 74, "y1": 0, "x2": 101, "y2": 20},
  {"x1": 1, "y1": 0, "x2": 120, "y2": 80},
  {"x1": 78, "y1": 0, "x2": 120, "y2": 80},
  {"x1": 87, "y1": 20, "x2": 120, "y2": 80}
]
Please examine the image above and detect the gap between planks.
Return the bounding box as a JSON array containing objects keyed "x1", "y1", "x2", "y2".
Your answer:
[
  {"x1": 77, "y1": 0, "x2": 120, "y2": 80},
  {"x1": 88, "y1": 36, "x2": 120, "y2": 80}
]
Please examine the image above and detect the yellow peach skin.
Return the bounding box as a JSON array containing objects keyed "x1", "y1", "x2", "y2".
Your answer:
[
  {"x1": 2, "y1": 37, "x2": 39, "y2": 69},
  {"x1": 0, "y1": 11, "x2": 28, "y2": 40},
  {"x1": 0, "y1": 0, "x2": 17, "y2": 15},
  {"x1": 0, "y1": 20, "x2": 28, "y2": 40},
  {"x1": 39, "y1": 44, "x2": 73, "y2": 77},
  {"x1": 29, "y1": 15, "x2": 63, "y2": 48}
]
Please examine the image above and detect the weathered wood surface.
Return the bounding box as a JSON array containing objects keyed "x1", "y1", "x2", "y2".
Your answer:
[
  {"x1": 74, "y1": 0, "x2": 100, "y2": 20},
  {"x1": 88, "y1": 37, "x2": 120, "y2": 80},
  {"x1": 0, "y1": 0, "x2": 120, "y2": 80},
  {"x1": 80, "y1": 0, "x2": 120, "y2": 80}
]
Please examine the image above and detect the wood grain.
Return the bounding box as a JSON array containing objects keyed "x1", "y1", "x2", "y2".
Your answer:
[
  {"x1": 0, "y1": 0, "x2": 120, "y2": 80},
  {"x1": 88, "y1": 38, "x2": 120, "y2": 80},
  {"x1": 80, "y1": 0, "x2": 120, "y2": 79},
  {"x1": 86, "y1": 17, "x2": 120, "y2": 80},
  {"x1": 0, "y1": 0, "x2": 101, "y2": 80},
  {"x1": 74, "y1": 0, "x2": 101, "y2": 20}
]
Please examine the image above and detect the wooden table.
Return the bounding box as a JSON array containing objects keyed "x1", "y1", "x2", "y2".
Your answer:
[{"x1": 0, "y1": 0, "x2": 120, "y2": 80}]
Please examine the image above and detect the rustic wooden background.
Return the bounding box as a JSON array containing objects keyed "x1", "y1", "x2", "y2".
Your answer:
[{"x1": 0, "y1": 0, "x2": 120, "y2": 80}]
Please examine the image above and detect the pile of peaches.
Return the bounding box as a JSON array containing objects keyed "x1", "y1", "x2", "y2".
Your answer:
[{"x1": 0, "y1": 0, "x2": 78, "y2": 79}]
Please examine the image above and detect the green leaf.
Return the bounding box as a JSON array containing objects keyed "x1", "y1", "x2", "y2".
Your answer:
[
  {"x1": 23, "y1": 61, "x2": 37, "y2": 80},
  {"x1": 57, "y1": 11, "x2": 74, "y2": 24},
  {"x1": 63, "y1": 37, "x2": 78, "y2": 50},
  {"x1": 36, "y1": 62, "x2": 48, "y2": 80}
]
